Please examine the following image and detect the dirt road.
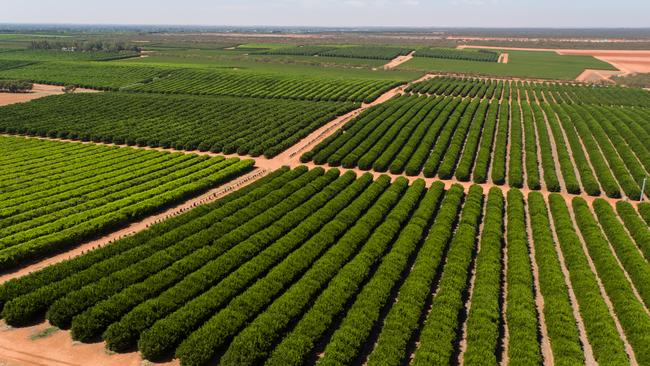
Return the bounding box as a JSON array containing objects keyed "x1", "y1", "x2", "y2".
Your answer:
[{"x1": 383, "y1": 51, "x2": 415, "y2": 70}]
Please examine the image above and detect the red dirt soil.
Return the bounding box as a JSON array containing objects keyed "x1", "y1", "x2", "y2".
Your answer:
[
  {"x1": 0, "y1": 84, "x2": 98, "y2": 107},
  {"x1": 0, "y1": 320, "x2": 178, "y2": 366}
]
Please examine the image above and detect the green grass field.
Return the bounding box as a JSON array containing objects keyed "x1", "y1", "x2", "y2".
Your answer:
[{"x1": 399, "y1": 49, "x2": 617, "y2": 80}]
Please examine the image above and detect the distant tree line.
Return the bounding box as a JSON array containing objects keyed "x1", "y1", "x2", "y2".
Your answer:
[
  {"x1": 0, "y1": 80, "x2": 33, "y2": 93},
  {"x1": 30, "y1": 40, "x2": 141, "y2": 52}
]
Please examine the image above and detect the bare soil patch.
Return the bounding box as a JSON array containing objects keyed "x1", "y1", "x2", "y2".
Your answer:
[
  {"x1": 0, "y1": 84, "x2": 98, "y2": 107},
  {"x1": 0, "y1": 320, "x2": 177, "y2": 366}
]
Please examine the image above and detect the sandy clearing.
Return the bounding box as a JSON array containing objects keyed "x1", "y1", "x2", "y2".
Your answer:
[
  {"x1": 557, "y1": 50, "x2": 650, "y2": 74},
  {"x1": 0, "y1": 84, "x2": 98, "y2": 107},
  {"x1": 497, "y1": 53, "x2": 509, "y2": 64},
  {"x1": 383, "y1": 51, "x2": 415, "y2": 70},
  {"x1": 575, "y1": 69, "x2": 624, "y2": 83},
  {"x1": 0, "y1": 320, "x2": 177, "y2": 366},
  {"x1": 0, "y1": 168, "x2": 269, "y2": 284}
]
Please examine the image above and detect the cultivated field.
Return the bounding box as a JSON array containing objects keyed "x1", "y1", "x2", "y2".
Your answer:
[
  {"x1": 0, "y1": 31, "x2": 649, "y2": 366},
  {"x1": 0, "y1": 136, "x2": 253, "y2": 269},
  {"x1": 1, "y1": 167, "x2": 649, "y2": 366}
]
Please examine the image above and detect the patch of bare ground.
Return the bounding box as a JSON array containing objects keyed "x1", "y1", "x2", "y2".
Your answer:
[
  {"x1": 545, "y1": 200, "x2": 597, "y2": 365},
  {"x1": 568, "y1": 203, "x2": 638, "y2": 366},
  {"x1": 575, "y1": 69, "x2": 625, "y2": 84},
  {"x1": 523, "y1": 199, "x2": 554, "y2": 365},
  {"x1": 0, "y1": 84, "x2": 98, "y2": 107},
  {"x1": 497, "y1": 53, "x2": 509, "y2": 64},
  {"x1": 383, "y1": 51, "x2": 415, "y2": 70},
  {"x1": 0, "y1": 320, "x2": 177, "y2": 366}
]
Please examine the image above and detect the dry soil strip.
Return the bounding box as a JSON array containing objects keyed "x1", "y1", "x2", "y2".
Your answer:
[{"x1": 0, "y1": 168, "x2": 269, "y2": 284}]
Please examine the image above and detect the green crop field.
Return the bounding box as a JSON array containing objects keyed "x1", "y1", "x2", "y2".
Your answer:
[
  {"x1": 0, "y1": 61, "x2": 169, "y2": 89},
  {"x1": 303, "y1": 76, "x2": 650, "y2": 200},
  {"x1": 414, "y1": 47, "x2": 499, "y2": 62},
  {"x1": 1, "y1": 166, "x2": 648, "y2": 366},
  {"x1": 0, "y1": 136, "x2": 252, "y2": 269},
  {"x1": 399, "y1": 49, "x2": 617, "y2": 80},
  {"x1": 0, "y1": 49, "x2": 140, "y2": 62},
  {"x1": 1, "y1": 29, "x2": 649, "y2": 366},
  {"x1": 0, "y1": 92, "x2": 357, "y2": 157},
  {"x1": 126, "y1": 68, "x2": 401, "y2": 102}
]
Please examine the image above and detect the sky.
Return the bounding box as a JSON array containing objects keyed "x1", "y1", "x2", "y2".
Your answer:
[{"x1": 2, "y1": 0, "x2": 649, "y2": 28}]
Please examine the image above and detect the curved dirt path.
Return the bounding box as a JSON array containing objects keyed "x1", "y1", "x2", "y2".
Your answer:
[{"x1": 383, "y1": 51, "x2": 415, "y2": 70}]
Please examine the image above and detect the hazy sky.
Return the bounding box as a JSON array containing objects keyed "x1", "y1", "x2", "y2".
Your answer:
[{"x1": 3, "y1": 0, "x2": 649, "y2": 28}]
